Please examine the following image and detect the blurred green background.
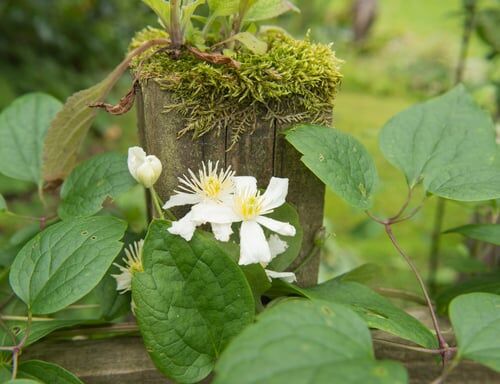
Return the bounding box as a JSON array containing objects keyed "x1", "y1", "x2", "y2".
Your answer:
[{"x1": 0, "y1": 0, "x2": 498, "y2": 296}]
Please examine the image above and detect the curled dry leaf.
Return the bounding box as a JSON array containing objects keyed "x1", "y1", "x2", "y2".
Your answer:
[
  {"x1": 89, "y1": 81, "x2": 138, "y2": 115},
  {"x1": 187, "y1": 46, "x2": 241, "y2": 69}
]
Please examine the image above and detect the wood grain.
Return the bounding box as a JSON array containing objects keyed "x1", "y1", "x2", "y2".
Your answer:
[{"x1": 136, "y1": 81, "x2": 331, "y2": 286}]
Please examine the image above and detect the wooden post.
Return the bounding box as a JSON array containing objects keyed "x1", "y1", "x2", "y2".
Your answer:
[{"x1": 136, "y1": 80, "x2": 329, "y2": 286}]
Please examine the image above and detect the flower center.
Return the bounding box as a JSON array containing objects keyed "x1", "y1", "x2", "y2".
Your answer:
[
  {"x1": 202, "y1": 176, "x2": 222, "y2": 199},
  {"x1": 236, "y1": 193, "x2": 263, "y2": 220}
]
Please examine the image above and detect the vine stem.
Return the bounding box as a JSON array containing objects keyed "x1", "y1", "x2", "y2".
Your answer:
[
  {"x1": 373, "y1": 338, "x2": 457, "y2": 355},
  {"x1": 149, "y1": 188, "x2": 165, "y2": 220},
  {"x1": 10, "y1": 311, "x2": 32, "y2": 379},
  {"x1": 384, "y1": 224, "x2": 448, "y2": 356}
]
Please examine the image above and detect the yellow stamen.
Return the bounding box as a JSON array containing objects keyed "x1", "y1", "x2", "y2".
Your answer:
[{"x1": 235, "y1": 191, "x2": 263, "y2": 220}]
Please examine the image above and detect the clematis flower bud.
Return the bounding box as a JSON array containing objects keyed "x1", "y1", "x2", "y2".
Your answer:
[{"x1": 128, "y1": 146, "x2": 162, "y2": 188}]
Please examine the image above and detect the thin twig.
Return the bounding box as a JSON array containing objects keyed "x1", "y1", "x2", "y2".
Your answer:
[
  {"x1": 10, "y1": 311, "x2": 32, "y2": 379},
  {"x1": 373, "y1": 337, "x2": 457, "y2": 355},
  {"x1": 384, "y1": 224, "x2": 448, "y2": 356}
]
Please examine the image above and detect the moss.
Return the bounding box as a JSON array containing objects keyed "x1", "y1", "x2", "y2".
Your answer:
[{"x1": 129, "y1": 27, "x2": 343, "y2": 147}]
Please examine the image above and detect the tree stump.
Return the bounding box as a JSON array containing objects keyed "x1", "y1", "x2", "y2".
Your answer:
[{"x1": 136, "y1": 80, "x2": 329, "y2": 286}]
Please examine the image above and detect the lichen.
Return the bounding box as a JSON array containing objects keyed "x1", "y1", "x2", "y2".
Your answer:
[{"x1": 129, "y1": 27, "x2": 343, "y2": 147}]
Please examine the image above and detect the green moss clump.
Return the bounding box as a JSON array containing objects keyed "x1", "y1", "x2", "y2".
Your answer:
[{"x1": 129, "y1": 27, "x2": 343, "y2": 147}]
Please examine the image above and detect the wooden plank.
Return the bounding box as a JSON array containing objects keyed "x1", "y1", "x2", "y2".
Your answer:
[{"x1": 23, "y1": 329, "x2": 500, "y2": 384}]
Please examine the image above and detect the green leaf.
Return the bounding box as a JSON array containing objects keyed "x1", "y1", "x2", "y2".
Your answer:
[
  {"x1": 336, "y1": 263, "x2": 381, "y2": 284},
  {"x1": 0, "y1": 193, "x2": 6, "y2": 212},
  {"x1": 58, "y1": 152, "x2": 136, "y2": 219},
  {"x1": 450, "y1": 293, "x2": 500, "y2": 371},
  {"x1": 245, "y1": 0, "x2": 299, "y2": 22},
  {"x1": 0, "y1": 319, "x2": 89, "y2": 347},
  {"x1": 436, "y1": 273, "x2": 500, "y2": 315},
  {"x1": 286, "y1": 124, "x2": 378, "y2": 209},
  {"x1": 3, "y1": 380, "x2": 41, "y2": 384},
  {"x1": 240, "y1": 264, "x2": 271, "y2": 310},
  {"x1": 9, "y1": 216, "x2": 127, "y2": 314},
  {"x1": 0, "y1": 93, "x2": 62, "y2": 184},
  {"x1": 207, "y1": 0, "x2": 239, "y2": 16},
  {"x1": 444, "y1": 223, "x2": 500, "y2": 246},
  {"x1": 18, "y1": 360, "x2": 83, "y2": 384},
  {"x1": 214, "y1": 299, "x2": 408, "y2": 384},
  {"x1": 132, "y1": 220, "x2": 254, "y2": 383},
  {"x1": 267, "y1": 203, "x2": 303, "y2": 271},
  {"x1": 379, "y1": 85, "x2": 499, "y2": 200},
  {"x1": 142, "y1": 0, "x2": 171, "y2": 28},
  {"x1": 231, "y1": 32, "x2": 268, "y2": 54},
  {"x1": 42, "y1": 65, "x2": 126, "y2": 183},
  {"x1": 302, "y1": 281, "x2": 437, "y2": 348}
]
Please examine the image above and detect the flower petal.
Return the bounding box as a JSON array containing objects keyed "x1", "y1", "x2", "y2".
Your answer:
[
  {"x1": 190, "y1": 202, "x2": 239, "y2": 224},
  {"x1": 265, "y1": 269, "x2": 297, "y2": 283},
  {"x1": 233, "y1": 176, "x2": 258, "y2": 195},
  {"x1": 239, "y1": 221, "x2": 271, "y2": 265},
  {"x1": 211, "y1": 223, "x2": 233, "y2": 242},
  {"x1": 127, "y1": 146, "x2": 146, "y2": 180},
  {"x1": 163, "y1": 192, "x2": 201, "y2": 209},
  {"x1": 256, "y1": 215, "x2": 296, "y2": 237},
  {"x1": 168, "y1": 212, "x2": 198, "y2": 241},
  {"x1": 268, "y1": 234, "x2": 289, "y2": 259},
  {"x1": 261, "y1": 177, "x2": 288, "y2": 211}
]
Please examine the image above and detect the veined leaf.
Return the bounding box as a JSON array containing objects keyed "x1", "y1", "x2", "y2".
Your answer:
[
  {"x1": 266, "y1": 202, "x2": 303, "y2": 271},
  {"x1": 142, "y1": 0, "x2": 171, "y2": 29},
  {"x1": 0, "y1": 93, "x2": 61, "y2": 184},
  {"x1": 286, "y1": 124, "x2": 378, "y2": 210},
  {"x1": 0, "y1": 319, "x2": 90, "y2": 347},
  {"x1": 19, "y1": 360, "x2": 83, "y2": 384},
  {"x1": 268, "y1": 279, "x2": 437, "y2": 348},
  {"x1": 436, "y1": 273, "x2": 500, "y2": 314},
  {"x1": 444, "y1": 223, "x2": 500, "y2": 246},
  {"x1": 58, "y1": 152, "x2": 136, "y2": 219},
  {"x1": 214, "y1": 299, "x2": 408, "y2": 384},
  {"x1": 231, "y1": 32, "x2": 268, "y2": 54},
  {"x1": 245, "y1": 0, "x2": 299, "y2": 22},
  {"x1": 42, "y1": 64, "x2": 127, "y2": 183},
  {"x1": 450, "y1": 293, "x2": 500, "y2": 372},
  {"x1": 133, "y1": 220, "x2": 254, "y2": 383},
  {"x1": 379, "y1": 85, "x2": 499, "y2": 201},
  {"x1": 207, "y1": 0, "x2": 239, "y2": 16},
  {"x1": 9, "y1": 216, "x2": 127, "y2": 314}
]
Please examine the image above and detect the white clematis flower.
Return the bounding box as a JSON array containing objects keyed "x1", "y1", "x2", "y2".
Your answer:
[
  {"x1": 164, "y1": 161, "x2": 235, "y2": 241},
  {"x1": 191, "y1": 176, "x2": 296, "y2": 265},
  {"x1": 128, "y1": 147, "x2": 162, "y2": 188},
  {"x1": 265, "y1": 269, "x2": 297, "y2": 283},
  {"x1": 111, "y1": 240, "x2": 144, "y2": 294},
  {"x1": 263, "y1": 234, "x2": 297, "y2": 283}
]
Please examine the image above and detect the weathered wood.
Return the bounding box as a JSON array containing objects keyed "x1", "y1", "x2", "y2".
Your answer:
[
  {"x1": 23, "y1": 325, "x2": 500, "y2": 384},
  {"x1": 136, "y1": 81, "x2": 331, "y2": 286},
  {"x1": 136, "y1": 81, "x2": 226, "y2": 219}
]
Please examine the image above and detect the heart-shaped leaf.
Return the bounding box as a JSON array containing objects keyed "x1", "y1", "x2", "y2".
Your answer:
[
  {"x1": 286, "y1": 124, "x2": 378, "y2": 209},
  {"x1": 214, "y1": 299, "x2": 408, "y2": 384},
  {"x1": 133, "y1": 220, "x2": 254, "y2": 383},
  {"x1": 0, "y1": 93, "x2": 61, "y2": 184},
  {"x1": 58, "y1": 152, "x2": 136, "y2": 219},
  {"x1": 379, "y1": 85, "x2": 499, "y2": 201},
  {"x1": 449, "y1": 292, "x2": 500, "y2": 371},
  {"x1": 9, "y1": 216, "x2": 127, "y2": 314}
]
